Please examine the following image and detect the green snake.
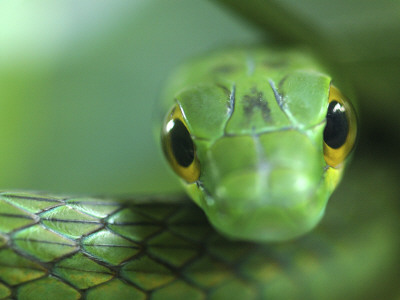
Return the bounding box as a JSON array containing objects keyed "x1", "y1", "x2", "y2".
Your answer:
[
  {"x1": 2, "y1": 46, "x2": 397, "y2": 300},
  {"x1": 160, "y1": 47, "x2": 357, "y2": 242},
  {"x1": 1, "y1": 7, "x2": 399, "y2": 300}
]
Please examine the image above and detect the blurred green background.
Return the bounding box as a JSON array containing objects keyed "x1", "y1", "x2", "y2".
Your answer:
[
  {"x1": 0, "y1": 0, "x2": 399, "y2": 298},
  {"x1": 0, "y1": 1, "x2": 264, "y2": 195}
]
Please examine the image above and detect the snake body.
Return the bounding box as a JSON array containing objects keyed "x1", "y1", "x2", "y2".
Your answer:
[
  {"x1": 0, "y1": 48, "x2": 398, "y2": 300},
  {"x1": 0, "y1": 180, "x2": 398, "y2": 300}
]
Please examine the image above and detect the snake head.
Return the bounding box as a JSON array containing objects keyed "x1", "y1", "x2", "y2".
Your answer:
[{"x1": 161, "y1": 48, "x2": 357, "y2": 242}]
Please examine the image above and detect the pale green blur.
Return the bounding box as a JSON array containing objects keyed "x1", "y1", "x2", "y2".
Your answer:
[{"x1": 0, "y1": 0, "x2": 263, "y2": 195}]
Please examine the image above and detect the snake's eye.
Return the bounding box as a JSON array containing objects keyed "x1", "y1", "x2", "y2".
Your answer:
[
  {"x1": 161, "y1": 105, "x2": 200, "y2": 182},
  {"x1": 323, "y1": 85, "x2": 357, "y2": 167}
]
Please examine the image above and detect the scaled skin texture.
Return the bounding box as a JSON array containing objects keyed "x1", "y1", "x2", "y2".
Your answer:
[{"x1": 162, "y1": 48, "x2": 345, "y2": 242}]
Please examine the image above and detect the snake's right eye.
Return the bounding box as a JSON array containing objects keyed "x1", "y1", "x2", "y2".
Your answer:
[
  {"x1": 161, "y1": 105, "x2": 200, "y2": 183},
  {"x1": 323, "y1": 85, "x2": 357, "y2": 167}
]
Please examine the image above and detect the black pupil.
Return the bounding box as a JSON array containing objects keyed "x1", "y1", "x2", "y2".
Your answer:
[
  {"x1": 170, "y1": 119, "x2": 195, "y2": 167},
  {"x1": 323, "y1": 100, "x2": 349, "y2": 149}
]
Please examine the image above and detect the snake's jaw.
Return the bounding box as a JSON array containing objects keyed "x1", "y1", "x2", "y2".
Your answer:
[
  {"x1": 187, "y1": 130, "x2": 331, "y2": 242},
  {"x1": 185, "y1": 173, "x2": 329, "y2": 242}
]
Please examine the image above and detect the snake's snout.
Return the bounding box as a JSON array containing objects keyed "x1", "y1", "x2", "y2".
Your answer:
[{"x1": 198, "y1": 130, "x2": 329, "y2": 242}]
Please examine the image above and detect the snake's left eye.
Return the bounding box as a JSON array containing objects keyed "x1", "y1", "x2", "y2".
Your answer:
[
  {"x1": 323, "y1": 85, "x2": 357, "y2": 167},
  {"x1": 161, "y1": 105, "x2": 200, "y2": 182}
]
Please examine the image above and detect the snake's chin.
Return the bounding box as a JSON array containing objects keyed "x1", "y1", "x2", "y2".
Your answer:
[{"x1": 186, "y1": 180, "x2": 328, "y2": 242}]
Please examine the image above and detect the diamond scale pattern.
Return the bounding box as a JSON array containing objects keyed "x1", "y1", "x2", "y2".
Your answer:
[
  {"x1": 41, "y1": 206, "x2": 103, "y2": 239},
  {"x1": 147, "y1": 231, "x2": 199, "y2": 268},
  {"x1": 53, "y1": 253, "x2": 114, "y2": 289},
  {"x1": 0, "y1": 249, "x2": 46, "y2": 285},
  {"x1": 0, "y1": 192, "x2": 397, "y2": 299},
  {"x1": 120, "y1": 255, "x2": 175, "y2": 290},
  {"x1": 13, "y1": 224, "x2": 78, "y2": 262},
  {"x1": 17, "y1": 276, "x2": 80, "y2": 300},
  {"x1": 0, "y1": 199, "x2": 36, "y2": 233},
  {"x1": 85, "y1": 279, "x2": 145, "y2": 300},
  {"x1": 1, "y1": 192, "x2": 64, "y2": 213},
  {"x1": 82, "y1": 229, "x2": 141, "y2": 265},
  {"x1": 66, "y1": 198, "x2": 120, "y2": 218},
  {"x1": 107, "y1": 208, "x2": 161, "y2": 242}
]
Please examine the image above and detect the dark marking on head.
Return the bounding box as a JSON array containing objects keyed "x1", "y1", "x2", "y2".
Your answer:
[{"x1": 243, "y1": 87, "x2": 271, "y2": 123}]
